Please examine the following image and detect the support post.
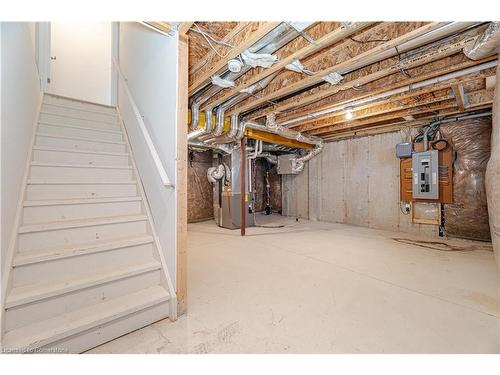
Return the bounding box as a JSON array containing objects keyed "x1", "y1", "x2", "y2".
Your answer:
[{"x1": 240, "y1": 137, "x2": 247, "y2": 236}]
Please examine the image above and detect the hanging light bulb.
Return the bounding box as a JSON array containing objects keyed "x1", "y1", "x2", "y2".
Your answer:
[{"x1": 345, "y1": 106, "x2": 354, "y2": 120}]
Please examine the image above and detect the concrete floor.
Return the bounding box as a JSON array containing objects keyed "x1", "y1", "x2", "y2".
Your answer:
[{"x1": 89, "y1": 216, "x2": 500, "y2": 353}]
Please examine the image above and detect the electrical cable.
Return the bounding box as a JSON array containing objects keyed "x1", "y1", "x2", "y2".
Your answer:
[{"x1": 190, "y1": 23, "x2": 234, "y2": 58}]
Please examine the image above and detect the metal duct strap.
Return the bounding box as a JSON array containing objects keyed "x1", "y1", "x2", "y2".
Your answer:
[
  {"x1": 464, "y1": 22, "x2": 500, "y2": 60},
  {"x1": 322, "y1": 71, "x2": 344, "y2": 85},
  {"x1": 241, "y1": 50, "x2": 278, "y2": 68},
  {"x1": 211, "y1": 75, "x2": 235, "y2": 88},
  {"x1": 285, "y1": 59, "x2": 316, "y2": 75}
]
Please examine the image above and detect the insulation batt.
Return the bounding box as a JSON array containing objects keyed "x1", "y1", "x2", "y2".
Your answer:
[
  {"x1": 188, "y1": 151, "x2": 214, "y2": 222},
  {"x1": 439, "y1": 118, "x2": 492, "y2": 241}
]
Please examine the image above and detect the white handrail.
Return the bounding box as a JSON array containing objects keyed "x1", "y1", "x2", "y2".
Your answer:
[{"x1": 113, "y1": 57, "x2": 174, "y2": 187}]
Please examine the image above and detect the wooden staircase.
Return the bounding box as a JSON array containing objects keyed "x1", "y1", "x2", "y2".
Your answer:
[{"x1": 1, "y1": 94, "x2": 176, "y2": 353}]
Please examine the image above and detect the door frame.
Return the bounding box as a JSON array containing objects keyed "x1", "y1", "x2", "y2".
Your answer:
[{"x1": 37, "y1": 22, "x2": 118, "y2": 105}]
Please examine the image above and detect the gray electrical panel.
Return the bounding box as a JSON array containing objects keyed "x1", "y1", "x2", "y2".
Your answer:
[{"x1": 412, "y1": 150, "x2": 439, "y2": 199}]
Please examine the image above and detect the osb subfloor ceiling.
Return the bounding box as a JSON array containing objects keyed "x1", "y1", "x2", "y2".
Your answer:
[{"x1": 185, "y1": 22, "x2": 496, "y2": 141}]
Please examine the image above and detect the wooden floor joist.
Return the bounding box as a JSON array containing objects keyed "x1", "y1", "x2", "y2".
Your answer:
[
  {"x1": 228, "y1": 22, "x2": 447, "y2": 116},
  {"x1": 200, "y1": 22, "x2": 375, "y2": 111},
  {"x1": 310, "y1": 100, "x2": 458, "y2": 136},
  {"x1": 295, "y1": 92, "x2": 454, "y2": 133},
  {"x1": 283, "y1": 68, "x2": 492, "y2": 128},
  {"x1": 289, "y1": 73, "x2": 491, "y2": 132},
  {"x1": 189, "y1": 22, "x2": 281, "y2": 95},
  {"x1": 249, "y1": 34, "x2": 482, "y2": 122},
  {"x1": 189, "y1": 22, "x2": 251, "y2": 78},
  {"x1": 323, "y1": 103, "x2": 493, "y2": 140},
  {"x1": 186, "y1": 21, "x2": 493, "y2": 143}
]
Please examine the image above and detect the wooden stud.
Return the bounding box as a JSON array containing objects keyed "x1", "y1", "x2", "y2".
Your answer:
[
  {"x1": 452, "y1": 84, "x2": 467, "y2": 111},
  {"x1": 178, "y1": 22, "x2": 195, "y2": 36},
  {"x1": 176, "y1": 34, "x2": 189, "y2": 316}
]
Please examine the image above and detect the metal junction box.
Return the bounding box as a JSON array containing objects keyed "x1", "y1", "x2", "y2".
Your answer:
[
  {"x1": 412, "y1": 150, "x2": 439, "y2": 199},
  {"x1": 396, "y1": 142, "x2": 413, "y2": 158}
]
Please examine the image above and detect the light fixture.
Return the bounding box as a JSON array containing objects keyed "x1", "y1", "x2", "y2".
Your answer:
[
  {"x1": 228, "y1": 59, "x2": 243, "y2": 73},
  {"x1": 344, "y1": 106, "x2": 354, "y2": 120}
]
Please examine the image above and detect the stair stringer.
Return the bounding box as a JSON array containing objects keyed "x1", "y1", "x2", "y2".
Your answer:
[
  {"x1": 0, "y1": 92, "x2": 44, "y2": 349},
  {"x1": 116, "y1": 108, "x2": 178, "y2": 321}
]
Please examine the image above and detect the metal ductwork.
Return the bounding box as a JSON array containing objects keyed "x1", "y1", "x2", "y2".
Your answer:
[
  {"x1": 464, "y1": 22, "x2": 500, "y2": 60},
  {"x1": 242, "y1": 117, "x2": 324, "y2": 174},
  {"x1": 188, "y1": 23, "x2": 313, "y2": 141}
]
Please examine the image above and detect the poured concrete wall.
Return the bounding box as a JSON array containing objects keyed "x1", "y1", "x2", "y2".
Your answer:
[
  {"x1": 283, "y1": 122, "x2": 492, "y2": 238},
  {"x1": 283, "y1": 130, "x2": 438, "y2": 237}
]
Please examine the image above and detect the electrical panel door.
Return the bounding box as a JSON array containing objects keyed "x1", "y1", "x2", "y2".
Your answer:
[{"x1": 412, "y1": 150, "x2": 439, "y2": 199}]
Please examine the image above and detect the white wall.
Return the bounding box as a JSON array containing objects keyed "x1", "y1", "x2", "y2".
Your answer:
[
  {"x1": 0, "y1": 22, "x2": 42, "y2": 273},
  {"x1": 48, "y1": 22, "x2": 113, "y2": 105},
  {"x1": 283, "y1": 130, "x2": 438, "y2": 237},
  {"x1": 117, "y1": 22, "x2": 179, "y2": 281}
]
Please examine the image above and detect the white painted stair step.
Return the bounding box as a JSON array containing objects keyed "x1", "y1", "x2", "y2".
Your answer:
[
  {"x1": 39, "y1": 112, "x2": 121, "y2": 131},
  {"x1": 12, "y1": 242, "x2": 156, "y2": 287},
  {"x1": 38, "y1": 123, "x2": 123, "y2": 142},
  {"x1": 30, "y1": 162, "x2": 133, "y2": 180},
  {"x1": 13, "y1": 234, "x2": 154, "y2": 267},
  {"x1": 2, "y1": 93, "x2": 174, "y2": 353},
  {"x1": 36, "y1": 133, "x2": 127, "y2": 153},
  {"x1": 43, "y1": 94, "x2": 117, "y2": 115},
  {"x1": 42, "y1": 104, "x2": 119, "y2": 123},
  {"x1": 26, "y1": 180, "x2": 138, "y2": 200},
  {"x1": 6, "y1": 261, "x2": 161, "y2": 309},
  {"x1": 3, "y1": 285, "x2": 170, "y2": 351},
  {"x1": 32, "y1": 146, "x2": 130, "y2": 167},
  {"x1": 5, "y1": 270, "x2": 163, "y2": 333},
  {"x1": 18, "y1": 215, "x2": 149, "y2": 253},
  {"x1": 22, "y1": 196, "x2": 143, "y2": 224},
  {"x1": 41, "y1": 101, "x2": 118, "y2": 117},
  {"x1": 42, "y1": 102, "x2": 119, "y2": 119}
]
